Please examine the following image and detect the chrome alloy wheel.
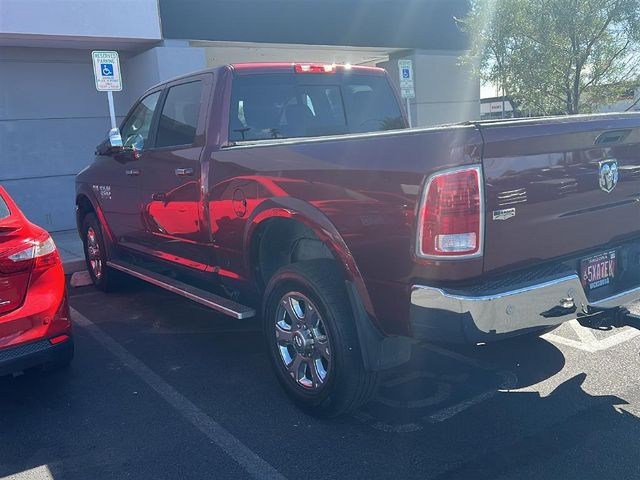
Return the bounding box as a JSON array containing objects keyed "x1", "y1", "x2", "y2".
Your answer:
[
  {"x1": 275, "y1": 292, "x2": 332, "y2": 391},
  {"x1": 86, "y1": 226, "x2": 103, "y2": 280}
]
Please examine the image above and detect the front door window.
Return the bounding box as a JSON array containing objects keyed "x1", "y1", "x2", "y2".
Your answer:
[{"x1": 120, "y1": 91, "x2": 161, "y2": 151}]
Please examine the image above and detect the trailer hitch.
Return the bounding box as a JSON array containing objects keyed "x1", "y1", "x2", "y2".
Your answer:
[{"x1": 579, "y1": 306, "x2": 638, "y2": 330}]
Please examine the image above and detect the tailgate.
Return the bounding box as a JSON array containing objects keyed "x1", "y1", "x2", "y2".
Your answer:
[{"x1": 480, "y1": 114, "x2": 640, "y2": 274}]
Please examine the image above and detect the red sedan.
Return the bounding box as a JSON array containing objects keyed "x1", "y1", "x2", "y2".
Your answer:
[{"x1": 0, "y1": 186, "x2": 73, "y2": 376}]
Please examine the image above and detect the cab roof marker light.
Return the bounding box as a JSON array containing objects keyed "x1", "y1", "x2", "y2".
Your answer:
[{"x1": 294, "y1": 64, "x2": 337, "y2": 74}]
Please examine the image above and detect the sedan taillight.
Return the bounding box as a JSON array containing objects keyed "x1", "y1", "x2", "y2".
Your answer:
[
  {"x1": 416, "y1": 165, "x2": 484, "y2": 259},
  {"x1": 0, "y1": 234, "x2": 59, "y2": 273}
]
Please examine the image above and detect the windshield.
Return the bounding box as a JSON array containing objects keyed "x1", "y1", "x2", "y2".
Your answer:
[{"x1": 228, "y1": 73, "x2": 405, "y2": 142}]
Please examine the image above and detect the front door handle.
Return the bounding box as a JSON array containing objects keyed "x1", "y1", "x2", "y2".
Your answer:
[
  {"x1": 175, "y1": 167, "x2": 194, "y2": 177},
  {"x1": 125, "y1": 168, "x2": 141, "y2": 176}
]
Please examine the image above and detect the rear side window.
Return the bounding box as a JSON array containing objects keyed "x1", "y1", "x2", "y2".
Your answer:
[
  {"x1": 156, "y1": 81, "x2": 203, "y2": 148},
  {"x1": 229, "y1": 73, "x2": 404, "y2": 142},
  {"x1": 0, "y1": 196, "x2": 9, "y2": 220}
]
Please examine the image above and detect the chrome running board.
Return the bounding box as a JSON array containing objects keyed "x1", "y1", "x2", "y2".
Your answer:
[{"x1": 107, "y1": 260, "x2": 255, "y2": 320}]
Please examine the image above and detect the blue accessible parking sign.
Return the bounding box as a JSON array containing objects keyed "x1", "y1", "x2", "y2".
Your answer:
[
  {"x1": 92, "y1": 51, "x2": 122, "y2": 91},
  {"x1": 397, "y1": 59, "x2": 415, "y2": 99},
  {"x1": 101, "y1": 63, "x2": 114, "y2": 76}
]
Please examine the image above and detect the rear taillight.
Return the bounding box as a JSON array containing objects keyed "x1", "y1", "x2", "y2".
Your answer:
[
  {"x1": 416, "y1": 165, "x2": 484, "y2": 258},
  {"x1": 0, "y1": 234, "x2": 59, "y2": 273},
  {"x1": 294, "y1": 63, "x2": 336, "y2": 74}
]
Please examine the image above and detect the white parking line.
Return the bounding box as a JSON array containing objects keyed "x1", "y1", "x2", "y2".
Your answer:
[
  {"x1": 1, "y1": 465, "x2": 54, "y2": 480},
  {"x1": 544, "y1": 323, "x2": 640, "y2": 352},
  {"x1": 542, "y1": 333, "x2": 598, "y2": 352},
  {"x1": 71, "y1": 308, "x2": 286, "y2": 480},
  {"x1": 568, "y1": 319, "x2": 598, "y2": 343},
  {"x1": 377, "y1": 382, "x2": 452, "y2": 409},
  {"x1": 426, "y1": 371, "x2": 518, "y2": 423},
  {"x1": 590, "y1": 327, "x2": 640, "y2": 350},
  {"x1": 426, "y1": 389, "x2": 498, "y2": 423}
]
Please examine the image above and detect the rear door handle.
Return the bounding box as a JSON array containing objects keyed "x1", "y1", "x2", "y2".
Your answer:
[
  {"x1": 175, "y1": 167, "x2": 194, "y2": 177},
  {"x1": 125, "y1": 168, "x2": 141, "y2": 176}
]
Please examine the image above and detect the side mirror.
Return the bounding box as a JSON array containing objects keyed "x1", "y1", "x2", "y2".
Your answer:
[
  {"x1": 108, "y1": 128, "x2": 123, "y2": 148},
  {"x1": 96, "y1": 128, "x2": 124, "y2": 156}
]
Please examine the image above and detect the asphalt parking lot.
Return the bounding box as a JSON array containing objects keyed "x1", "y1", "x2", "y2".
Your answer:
[{"x1": 2, "y1": 277, "x2": 640, "y2": 480}]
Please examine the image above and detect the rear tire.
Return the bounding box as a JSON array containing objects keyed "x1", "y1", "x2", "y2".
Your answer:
[
  {"x1": 81, "y1": 213, "x2": 120, "y2": 292},
  {"x1": 262, "y1": 260, "x2": 379, "y2": 417}
]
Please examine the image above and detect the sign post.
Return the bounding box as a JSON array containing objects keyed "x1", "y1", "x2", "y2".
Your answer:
[
  {"x1": 91, "y1": 51, "x2": 122, "y2": 130},
  {"x1": 398, "y1": 59, "x2": 415, "y2": 127}
]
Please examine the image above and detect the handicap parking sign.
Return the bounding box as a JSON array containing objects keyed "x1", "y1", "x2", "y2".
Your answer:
[
  {"x1": 92, "y1": 51, "x2": 122, "y2": 91},
  {"x1": 101, "y1": 63, "x2": 114, "y2": 76},
  {"x1": 398, "y1": 59, "x2": 415, "y2": 99}
]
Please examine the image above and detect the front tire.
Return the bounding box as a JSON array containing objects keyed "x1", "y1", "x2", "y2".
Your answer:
[
  {"x1": 263, "y1": 260, "x2": 378, "y2": 417},
  {"x1": 81, "y1": 213, "x2": 120, "y2": 292}
]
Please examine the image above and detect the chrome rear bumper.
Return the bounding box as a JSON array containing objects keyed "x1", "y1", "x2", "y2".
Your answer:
[{"x1": 410, "y1": 275, "x2": 640, "y2": 343}]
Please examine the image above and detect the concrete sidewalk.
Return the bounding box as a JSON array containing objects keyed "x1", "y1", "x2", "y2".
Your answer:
[{"x1": 51, "y1": 229, "x2": 86, "y2": 274}]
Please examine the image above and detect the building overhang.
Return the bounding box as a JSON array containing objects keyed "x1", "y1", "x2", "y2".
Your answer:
[
  {"x1": 191, "y1": 40, "x2": 404, "y2": 67},
  {"x1": 0, "y1": 33, "x2": 160, "y2": 51}
]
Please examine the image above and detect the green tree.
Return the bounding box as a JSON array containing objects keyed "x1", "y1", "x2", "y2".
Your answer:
[{"x1": 460, "y1": 0, "x2": 640, "y2": 115}]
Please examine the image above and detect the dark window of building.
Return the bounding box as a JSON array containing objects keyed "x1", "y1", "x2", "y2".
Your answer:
[
  {"x1": 229, "y1": 73, "x2": 404, "y2": 142},
  {"x1": 156, "y1": 81, "x2": 203, "y2": 148},
  {"x1": 120, "y1": 91, "x2": 161, "y2": 151}
]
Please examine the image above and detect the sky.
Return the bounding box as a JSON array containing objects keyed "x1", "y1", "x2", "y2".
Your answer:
[{"x1": 481, "y1": 82, "x2": 501, "y2": 99}]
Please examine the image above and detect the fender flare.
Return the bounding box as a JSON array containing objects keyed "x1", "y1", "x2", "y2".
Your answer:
[
  {"x1": 243, "y1": 197, "x2": 411, "y2": 371},
  {"x1": 243, "y1": 197, "x2": 374, "y2": 314},
  {"x1": 75, "y1": 185, "x2": 116, "y2": 245}
]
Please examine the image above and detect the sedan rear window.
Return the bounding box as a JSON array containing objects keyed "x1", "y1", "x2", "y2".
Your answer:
[
  {"x1": 0, "y1": 196, "x2": 10, "y2": 220},
  {"x1": 229, "y1": 72, "x2": 405, "y2": 142}
]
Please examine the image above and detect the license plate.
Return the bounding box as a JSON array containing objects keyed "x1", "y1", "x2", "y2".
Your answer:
[{"x1": 581, "y1": 250, "x2": 616, "y2": 292}]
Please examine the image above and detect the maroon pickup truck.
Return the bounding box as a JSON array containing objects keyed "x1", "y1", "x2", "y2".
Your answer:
[{"x1": 76, "y1": 62, "x2": 640, "y2": 416}]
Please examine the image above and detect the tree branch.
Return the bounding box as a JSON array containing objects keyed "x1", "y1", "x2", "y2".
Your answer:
[
  {"x1": 580, "y1": 39, "x2": 631, "y2": 92},
  {"x1": 580, "y1": 1, "x2": 622, "y2": 64}
]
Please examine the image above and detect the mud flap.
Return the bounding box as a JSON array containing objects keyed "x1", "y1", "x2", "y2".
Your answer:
[{"x1": 345, "y1": 281, "x2": 412, "y2": 371}]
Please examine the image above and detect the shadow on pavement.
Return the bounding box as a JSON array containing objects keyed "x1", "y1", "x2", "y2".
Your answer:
[
  {"x1": 433, "y1": 373, "x2": 637, "y2": 480},
  {"x1": 2, "y1": 284, "x2": 639, "y2": 479}
]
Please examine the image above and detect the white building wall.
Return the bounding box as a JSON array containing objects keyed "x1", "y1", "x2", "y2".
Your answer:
[
  {"x1": 0, "y1": 0, "x2": 161, "y2": 40},
  {"x1": 0, "y1": 42, "x2": 208, "y2": 231},
  {"x1": 126, "y1": 42, "x2": 207, "y2": 101},
  {"x1": 381, "y1": 50, "x2": 480, "y2": 127},
  {"x1": 0, "y1": 47, "x2": 131, "y2": 230},
  {"x1": 597, "y1": 88, "x2": 640, "y2": 113},
  {"x1": 0, "y1": 0, "x2": 164, "y2": 231}
]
